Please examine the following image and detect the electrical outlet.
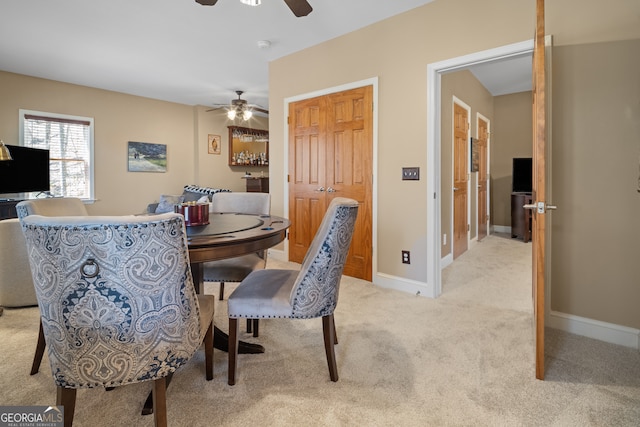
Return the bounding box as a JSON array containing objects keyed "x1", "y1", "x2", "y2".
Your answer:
[
  {"x1": 443, "y1": 234, "x2": 447, "y2": 245},
  {"x1": 402, "y1": 167, "x2": 420, "y2": 181},
  {"x1": 402, "y1": 250, "x2": 410, "y2": 264}
]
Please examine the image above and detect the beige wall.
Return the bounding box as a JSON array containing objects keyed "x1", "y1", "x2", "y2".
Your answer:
[
  {"x1": 1, "y1": 0, "x2": 638, "y2": 330},
  {"x1": 551, "y1": 39, "x2": 640, "y2": 328},
  {"x1": 492, "y1": 92, "x2": 533, "y2": 226},
  {"x1": 0, "y1": 71, "x2": 267, "y2": 215},
  {"x1": 269, "y1": 0, "x2": 640, "y2": 329},
  {"x1": 440, "y1": 70, "x2": 494, "y2": 257},
  {"x1": 269, "y1": 0, "x2": 535, "y2": 281}
]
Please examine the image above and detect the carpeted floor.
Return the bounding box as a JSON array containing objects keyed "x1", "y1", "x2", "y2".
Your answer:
[{"x1": 1, "y1": 234, "x2": 638, "y2": 426}]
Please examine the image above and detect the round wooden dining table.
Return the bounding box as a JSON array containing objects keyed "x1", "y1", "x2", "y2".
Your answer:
[{"x1": 186, "y1": 213, "x2": 290, "y2": 353}]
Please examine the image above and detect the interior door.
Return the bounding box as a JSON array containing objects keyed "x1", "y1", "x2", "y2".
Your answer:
[
  {"x1": 288, "y1": 86, "x2": 373, "y2": 281},
  {"x1": 326, "y1": 87, "x2": 373, "y2": 280},
  {"x1": 477, "y1": 117, "x2": 489, "y2": 241},
  {"x1": 453, "y1": 102, "x2": 469, "y2": 259},
  {"x1": 288, "y1": 96, "x2": 327, "y2": 263},
  {"x1": 530, "y1": 0, "x2": 548, "y2": 380}
]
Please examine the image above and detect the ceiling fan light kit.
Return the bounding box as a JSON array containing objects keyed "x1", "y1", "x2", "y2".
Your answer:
[{"x1": 240, "y1": 0, "x2": 261, "y2": 6}]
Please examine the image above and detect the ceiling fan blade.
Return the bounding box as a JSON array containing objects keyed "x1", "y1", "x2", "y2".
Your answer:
[
  {"x1": 283, "y1": 0, "x2": 312, "y2": 17},
  {"x1": 251, "y1": 106, "x2": 269, "y2": 115},
  {"x1": 195, "y1": 0, "x2": 218, "y2": 6}
]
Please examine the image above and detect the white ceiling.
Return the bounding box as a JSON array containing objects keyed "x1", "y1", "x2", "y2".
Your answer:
[{"x1": 0, "y1": 0, "x2": 531, "y2": 109}]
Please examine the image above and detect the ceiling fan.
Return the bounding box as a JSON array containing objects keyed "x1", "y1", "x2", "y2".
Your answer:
[
  {"x1": 207, "y1": 91, "x2": 269, "y2": 121},
  {"x1": 195, "y1": 0, "x2": 312, "y2": 17}
]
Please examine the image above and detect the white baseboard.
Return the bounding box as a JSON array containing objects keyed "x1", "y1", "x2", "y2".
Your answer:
[
  {"x1": 492, "y1": 225, "x2": 511, "y2": 234},
  {"x1": 374, "y1": 272, "x2": 433, "y2": 298},
  {"x1": 441, "y1": 253, "x2": 453, "y2": 269},
  {"x1": 266, "y1": 248, "x2": 288, "y2": 262},
  {"x1": 548, "y1": 311, "x2": 640, "y2": 350}
]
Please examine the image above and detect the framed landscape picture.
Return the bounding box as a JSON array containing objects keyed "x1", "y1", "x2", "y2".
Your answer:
[
  {"x1": 128, "y1": 141, "x2": 167, "y2": 172},
  {"x1": 208, "y1": 134, "x2": 221, "y2": 154}
]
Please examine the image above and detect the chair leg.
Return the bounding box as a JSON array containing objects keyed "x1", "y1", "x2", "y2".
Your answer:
[
  {"x1": 56, "y1": 386, "x2": 76, "y2": 427},
  {"x1": 322, "y1": 314, "x2": 339, "y2": 382},
  {"x1": 152, "y1": 377, "x2": 168, "y2": 427},
  {"x1": 219, "y1": 282, "x2": 225, "y2": 301},
  {"x1": 228, "y1": 318, "x2": 239, "y2": 385},
  {"x1": 332, "y1": 315, "x2": 338, "y2": 345},
  {"x1": 204, "y1": 321, "x2": 214, "y2": 381},
  {"x1": 252, "y1": 319, "x2": 259, "y2": 337},
  {"x1": 31, "y1": 320, "x2": 46, "y2": 375}
]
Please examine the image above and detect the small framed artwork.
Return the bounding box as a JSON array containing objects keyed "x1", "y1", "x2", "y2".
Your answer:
[
  {"x1": 208, "y1": 134, "x2": 221, "y2": 155},
  {"x1": 128, "y1": 141, "x2": 167, "y2": 172}
]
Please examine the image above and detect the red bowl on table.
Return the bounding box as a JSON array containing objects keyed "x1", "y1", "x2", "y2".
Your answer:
[{"x1": 174, "y1": 202, "x2": 209, "y2": 226}]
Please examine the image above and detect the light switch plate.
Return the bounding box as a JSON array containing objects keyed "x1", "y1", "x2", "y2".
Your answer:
[{"x1": 402, "y1": 167, "x2": 420, "y2": 181}]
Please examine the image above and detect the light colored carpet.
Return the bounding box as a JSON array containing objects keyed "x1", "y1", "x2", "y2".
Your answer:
[{"x1": 1, "y1": 234, "x2": 639, "y2": 426}]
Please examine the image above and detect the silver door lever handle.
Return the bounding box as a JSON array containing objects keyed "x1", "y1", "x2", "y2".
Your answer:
[
  {"x1": 315, "y1": 187, "x2": 325, "y2": 192},
  {"x1": 523, "y1": 204, "x2": 536, "y2": 210}
]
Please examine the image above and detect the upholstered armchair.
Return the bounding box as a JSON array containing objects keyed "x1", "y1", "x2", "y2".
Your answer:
[
  {"x1": 0, "y1": 218, "x2": 38, "y2": 314},
  {"x1": 227, "y1": 197, "x2": 358, "y2": 385},
  {"x1": 21, "y1": 213, "x2": 214, "y2": 427},
  {"x1": 16, "y1": 197, "x2": 88, "y2": 219},
  {"x1": 16, "y1": 197, "x2": 90, "y2": 375}
]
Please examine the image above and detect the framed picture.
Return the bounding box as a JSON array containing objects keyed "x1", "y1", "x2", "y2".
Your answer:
[
  {"x1": 128, "y1": 141, "x2": 167, "y2": 172},
  {"x1": 208, "y1": 134, "x2": 221, "y2": 155}
]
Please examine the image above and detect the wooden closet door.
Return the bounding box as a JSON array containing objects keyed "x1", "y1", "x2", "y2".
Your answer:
[
  {"x1": 288, "y1": 86, "x2": 373, "y2": 281},
  {"x1": 326, "y1": 86, "x2": 372, "y2": 281},
  {"x1": 288, "y1": 95, "x2": 327, "y2": 263}
]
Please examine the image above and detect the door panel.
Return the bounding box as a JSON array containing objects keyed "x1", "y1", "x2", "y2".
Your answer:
[
  {"x1": 532, "y1": 0, "x2": 547, "y2": 380},
  {"x1": 453, "y1": 102, "x2": 469, "y2": 259},
  {"x1": 289, "y1": 96, "x2": 327, "y2": 262},
  {"x1": 477, "y1": 117, "x2": 489, "y2": 241},
  {"x1": 289, "y1": 86, "x2": 373, "y2": 281}
]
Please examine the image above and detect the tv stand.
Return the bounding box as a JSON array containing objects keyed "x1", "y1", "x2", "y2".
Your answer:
[
  {"x1": 511, "y1": 192, "x2": 532, "y2": 242},
  {"x1": 0, "y1": 199, "x2": 24, "y2": 220}
]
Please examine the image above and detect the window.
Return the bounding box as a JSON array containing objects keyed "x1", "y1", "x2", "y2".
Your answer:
[{"x1": 19, "y1": 110, "x2": 94, "y2": 200}]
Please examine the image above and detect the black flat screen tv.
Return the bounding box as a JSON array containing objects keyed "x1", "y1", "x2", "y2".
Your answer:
[
  {"x1": 0, "y1": 145, "x2": 50, "y2": 194},
  {"x1": 512, "y1": 157, "x2": 532, "y2": 193}
]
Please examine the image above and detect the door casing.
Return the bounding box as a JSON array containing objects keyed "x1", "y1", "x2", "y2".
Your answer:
[{"x1": 427, "y1": 39, "x2": 535, "y2": 298}]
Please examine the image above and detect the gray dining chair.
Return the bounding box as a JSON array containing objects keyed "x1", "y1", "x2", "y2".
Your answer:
[
  {"x1": 203, "y1": 192, "x2": 270, "y2": 336},
  {"x1": 227, "y1": 197, "x2": 358, "y2": 385},
  {"x1": 15, "y1": 197, "x2": 90, "y2": 376},
  {"x1": 21, "y1": 213, "x2": 214, "y2": 427}
]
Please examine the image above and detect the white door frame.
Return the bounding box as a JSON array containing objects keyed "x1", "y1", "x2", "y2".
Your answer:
[{"x1": 426, "y1": 40, "x2": 534, "y2": 298}]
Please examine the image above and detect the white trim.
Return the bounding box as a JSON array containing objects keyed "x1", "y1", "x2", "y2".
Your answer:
[
  {"x1": 440, "y1": 253, "x2": 453, "y2": 269},
  {"x1": 376, "y1": 273, "x2": 430, "y2": 297},
  {"x1": 492, "y1": 225, "x2": 511, "y2": 234},
  {"x1": 282, "y1": 77, "x2": 379, "y2": 280},
  {"x1": 427, "y1": 40, "x2": 534, "y2": 299},
  {"x1": 18, "y1": 109, "x2": 95, "y2": 201},
  {"x1": 549, "y1": 311, "x2": 640, "y2": 350}
]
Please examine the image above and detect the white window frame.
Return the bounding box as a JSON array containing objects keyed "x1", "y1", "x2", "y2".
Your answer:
[{"x1": 19, "y1": 109, "x2": 95, "y2": 201}]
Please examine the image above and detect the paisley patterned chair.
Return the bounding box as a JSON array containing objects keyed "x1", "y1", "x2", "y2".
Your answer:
[
  {"x1": 16, "y1": 197, "x2": 90, "y2": 375},
  {"x1": 20, "y1": 213, "x2": 214, "y2": 427},
  {"x1": 227, "y1": 197, "x2": 358, "y2": 385}
]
